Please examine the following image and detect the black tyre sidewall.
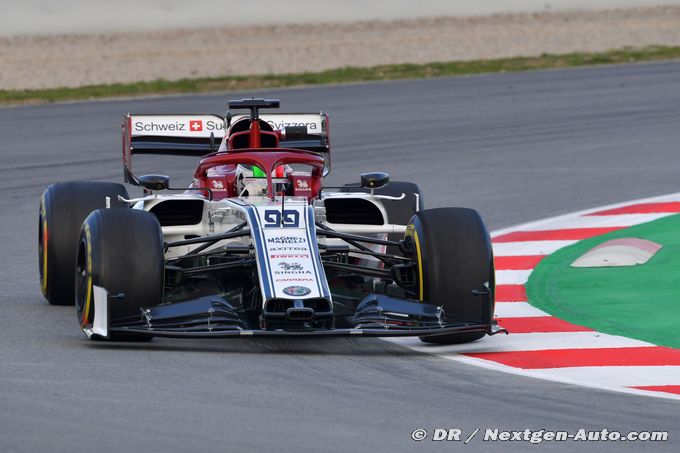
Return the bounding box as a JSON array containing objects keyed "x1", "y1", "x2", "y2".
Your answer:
[
  {"x1": 411, "y1": 208, "x2": 495, "y2": 344},
  {"x1": 39, "y1": 182, "x2": 129, "y2": 305},
  {"x1": 76, "y1": 209, "x2": 164, "y2": 340}
]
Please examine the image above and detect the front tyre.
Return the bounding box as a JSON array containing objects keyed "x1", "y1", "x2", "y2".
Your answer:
[
  {"x1": 76, "y1": 209, "x2": 164, "y2": 341},
  {"x1": 39, "y1": 182, "x2": 129, "y2": 305},
  {"x1": 408, "y1": 208, "x2": 495, "y2": 345}
]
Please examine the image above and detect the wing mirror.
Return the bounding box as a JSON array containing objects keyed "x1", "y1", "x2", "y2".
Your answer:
[
  {"x1": 138, "y1": 174, "x2": 170, "y2": 191},
  {"x1": 360, "y1": 172, "x2": 390, "y2": 190}
]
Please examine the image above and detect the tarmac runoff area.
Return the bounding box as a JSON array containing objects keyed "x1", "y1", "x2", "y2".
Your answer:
[{"x1": 387, "y1": 193, "x2": 680, "y2": 400}]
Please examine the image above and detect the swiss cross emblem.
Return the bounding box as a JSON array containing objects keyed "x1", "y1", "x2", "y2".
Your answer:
[{"x1": 189, "y1": 120, "x2": 203, "y2": 131}]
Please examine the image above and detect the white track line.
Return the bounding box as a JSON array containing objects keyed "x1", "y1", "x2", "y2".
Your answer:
[
  {"x1": 494, "y1": 302, "x2": 550, "y2": 318},
  {"x1": 496, "y1": 270, "x2": 532, "y2": 285},
  {"x1": 387, "y1": 332, "x2": 653, "y2": 354},
  {"x1": 529, "y1": 366, "x2": 680, "y2": 388},
  {"x1": 450, "y1": 354, "x2": 680, "y2": 401},
  {"x1": 492, "y1": 240, "x2": 577, "y2": 256}
]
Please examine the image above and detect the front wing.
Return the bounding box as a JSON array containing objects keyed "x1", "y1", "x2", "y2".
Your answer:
[{"x1": 86, "y1": 285, "x2": 507, "y2": 340}]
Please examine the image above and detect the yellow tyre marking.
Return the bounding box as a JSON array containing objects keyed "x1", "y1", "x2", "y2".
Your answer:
[
  {"x1": 81, "y1": 225, "x2": 93, "y2": 328},
  {"x1": 413, "y1": 230, "x2": 424, "y2": 301}
]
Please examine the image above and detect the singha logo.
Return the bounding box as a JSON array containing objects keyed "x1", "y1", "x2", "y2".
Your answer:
[{"x1": 278, "y1": 262, "x2": 303, "y2": 271}]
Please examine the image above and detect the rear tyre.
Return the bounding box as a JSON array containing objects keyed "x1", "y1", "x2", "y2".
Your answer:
[
  {"x1": 39, "y1": 182, "x2": 129, "y2": 305},
  {"x1": 76, "y1": 209, "x2": 164, "y2": 341},
  {"x1": 408, "y1": 208, "x2": 495, "y2": 345}
]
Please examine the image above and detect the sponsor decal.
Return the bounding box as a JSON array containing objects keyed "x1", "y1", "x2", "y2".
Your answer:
[
  {"x1": 282, "y1": 286, "x2": 312, "y2": 297},
  {"x1": 130, "y1": 115, "x2": 225, "y2": 137},
  {"x1": 295, "y1": 179, "x2": 311, "y2": 191},
  {"x1": 268, "y1": 246, "x2": 308, "y2": 252},
  {"x1": 267, "y1": 236, "x2": 307, "y2": 244},
  {"x1": 254, "y1": 204, "x2": 325, "y2": 298},
  {"x1": 189, "y1": 120, "x2": 203, "y2": 132},
  {"x1": 134, "y1": 121, "x2": 186, "y2": 132},
  {"x1": 267, "y1": 120, "x2": 318, "y2": 131},
  {"x1": 275, "y1": 269, "x2": 313, "y2": 275},
  {"x1": 270, "y1": 254, "x2": 309, "y2": 259},
  {"x1": 231, "y1": 113, "x2": 322, "y2": 133},
  {"x1": 205, "y1": 120, "x2": 224, "y2": 132}
]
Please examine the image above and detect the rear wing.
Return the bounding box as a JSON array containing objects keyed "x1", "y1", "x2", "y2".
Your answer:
[{"x1": 122, "y1": 112, "x2": 330, "y2": 184}]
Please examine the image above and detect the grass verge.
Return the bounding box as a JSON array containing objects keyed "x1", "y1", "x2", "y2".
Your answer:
[{"x1": 3, "y1": 46, "x2": 680, "y2": 105}]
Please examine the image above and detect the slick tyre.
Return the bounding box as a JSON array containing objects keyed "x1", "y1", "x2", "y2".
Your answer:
[
  {"x1": 408, "y1": 208, "x2": 495, "y2": 345},
  {"x1": 39, "y1": 182, "x2": 129, "y2": 305},
  {"x1": 76, "y1": 209, "x2": 163, "y2": 341}
]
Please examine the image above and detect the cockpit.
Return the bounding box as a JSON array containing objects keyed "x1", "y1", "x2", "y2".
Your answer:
[{"x1": 195, "y1": 99, "x2": 330, "y2": 201}]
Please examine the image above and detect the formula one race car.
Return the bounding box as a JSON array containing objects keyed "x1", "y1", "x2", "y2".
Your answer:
[{"x1": 38, "y1": 98, "x2": 505, "y2": 344}]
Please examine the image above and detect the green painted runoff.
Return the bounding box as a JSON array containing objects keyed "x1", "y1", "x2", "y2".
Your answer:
[{"x1": 526, "y1": 214, "x2": 680, "y2": 348}]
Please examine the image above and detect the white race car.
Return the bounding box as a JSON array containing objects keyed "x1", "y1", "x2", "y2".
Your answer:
[{"x1": 38, "y1": 98, "x2": 504, "y2": 343}]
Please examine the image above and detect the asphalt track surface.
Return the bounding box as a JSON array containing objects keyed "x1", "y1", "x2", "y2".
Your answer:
[{"x1": 1, "y1": 61, "x2": 680, "y2": 452}]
